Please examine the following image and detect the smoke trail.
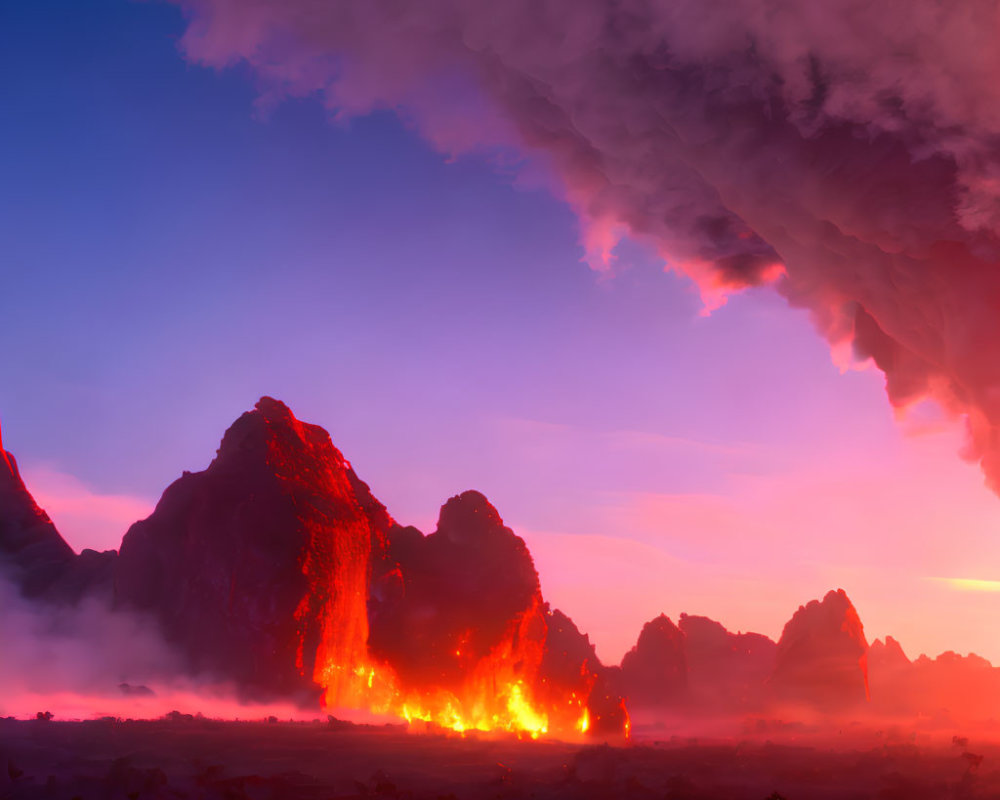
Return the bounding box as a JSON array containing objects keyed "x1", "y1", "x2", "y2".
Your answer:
[{"x1": 173, "y1": 0, "x2": 1000, "y2": 489}]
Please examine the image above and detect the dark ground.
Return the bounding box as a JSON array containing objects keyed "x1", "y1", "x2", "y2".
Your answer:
[{"x1": 1, "y1": 716, "x2": 997, "y2": 799}]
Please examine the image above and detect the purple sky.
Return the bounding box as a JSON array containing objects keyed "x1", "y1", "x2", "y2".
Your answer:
[{"x1": 4, "y1": 0, "x2": 1000, "y2": 665}]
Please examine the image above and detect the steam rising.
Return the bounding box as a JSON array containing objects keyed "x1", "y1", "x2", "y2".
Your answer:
[
  {"x1": 174, "y1": 0, "x2": 1000, "y2": 490},
  {"x1": 0, "y1": 571, "x2": 176, "y2": 715},
  {"x1": 0, "y1": 573, "x2": 348, "y2": 722}
]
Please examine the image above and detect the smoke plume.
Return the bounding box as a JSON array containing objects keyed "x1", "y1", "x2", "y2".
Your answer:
[
  {"x1": 0, "y1": 572, "x2": 350, "y2": 722},
  {"x1": 172, "y1": 0, "x2": 1000, "y2": 490}
]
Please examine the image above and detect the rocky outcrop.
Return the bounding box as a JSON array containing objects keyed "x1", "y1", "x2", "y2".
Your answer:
[
  {"x1": 0, "y1": 422, "x2": 74, "y2": 594},
  {"x1": 0, "y1": 421, "x2": 116, "y2": 602},
  {"x1": 115, "y1": 397, "x2": 392, "y2": 702},
  {"x1": 536, "y1": 607, "x2": 611, "y2": 729},
  {"x1": 618, "y1": 614, "x2": 688, "y2": 708},
  {"x1": 16, "y1": 401, "x2": 906, "y2": 734},
  {"x1": 769, "y1": 589, "x2": 870, "y2": 709},
  {"x1": 368, "y1": 491, "x2": 546, "y2": 692},
  {"x1": 679, "y1": 613, "x2": 776, "y2": 712},
  {"x1": 868, "y1": 638, "x2": 1000, "y2": 720}
]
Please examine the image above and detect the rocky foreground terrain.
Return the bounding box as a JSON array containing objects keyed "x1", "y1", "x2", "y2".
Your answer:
[{"x1": 1, "y1": 715, "x2": 996, "y2": 800}]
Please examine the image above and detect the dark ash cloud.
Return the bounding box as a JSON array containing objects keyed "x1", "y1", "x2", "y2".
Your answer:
[{"x1": 174, "y1": 0, "x2": 1000, "y2": 490}]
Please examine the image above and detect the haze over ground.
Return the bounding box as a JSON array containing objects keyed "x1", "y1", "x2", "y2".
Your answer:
[{"x1": 4, "y1": 0, "x2": 1000, "y2": 668}]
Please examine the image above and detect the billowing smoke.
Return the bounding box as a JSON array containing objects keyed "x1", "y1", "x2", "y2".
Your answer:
[
  {"x1": 173, "y1": 0, "x2": 1000, "y2": 490},
  {"x1": 0, "y1": 571, "x2": 350, "y2": 722},
  {"x1": 0, "y1": 570, "x2": 181, "y2": 718}
]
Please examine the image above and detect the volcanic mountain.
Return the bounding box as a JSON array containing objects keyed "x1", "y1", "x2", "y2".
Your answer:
[
  {"x1": 115, "y1": 397, "x2": 392, "y2": 702},
  {"x1": 111, "y1": 398, "x2": 606, "y2": 733}
]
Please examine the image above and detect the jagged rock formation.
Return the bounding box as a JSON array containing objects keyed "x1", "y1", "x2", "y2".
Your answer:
[
  {"x1": 867, "y1": 636, "x2": 914, "y2": 715},
  {"x1": 538, "y1": 608, "x2": 600, "y2": 694},
  {"x1": 23, "y1": 400, "x2": 988, "y2": 730},
  {"x1": 618, "y1": 614, "x2": 688, "y2": 708},
  {"x1": 868, "y1": 637, "x2": 1000, "y2": 720},
  {"x1": 769, "y1": 589, "x2": 870, "y2": 709},
  {"x1": 115, "y1": 397, "x2": 392, "y2": 702},
  {"x1": 679, "y1": 613, "x2": 776, "y2": 712},
  {"x1": 536, "y1": 607, "x2": 607, "y2": 728},
  {"x1": 868, "y1": 635, "x2": 910, "y2": 672},
  {"x1": 0, "y1": 421, "x2": 74, "y2": 595},
  {"x1": 368, "y1": 491, "x2": 547, "y2": 694},
  {"x1": 0, "y1": 421, "x2": 115, "y2": 601}
]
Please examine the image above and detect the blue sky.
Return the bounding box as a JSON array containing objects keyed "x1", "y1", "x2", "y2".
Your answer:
[{"x1": 4, "y1": 0, "x2": 1000, "y2": 664}]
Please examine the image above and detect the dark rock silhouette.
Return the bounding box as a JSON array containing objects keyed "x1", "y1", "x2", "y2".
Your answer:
[
  {"x1": 24, "y1": 400, "x2": 1000, "y2": 731},
  {"x1": 0, "y1": 421, "x2": 116, "y2": 601},
  {"x1": 679, "y1": 613, "x2": 776, "y2": 712},
  {"x1": 368, "y1": 490, "x2": 545, "y2": 691},
  {"x1": 115, "y1": 397, "x2": 393, "y2": 701},
  {"x1": 769, "y1": 589, "x2": 870, "y2": 708},
  {"x1": 587, "y1": 665, "x2": 631, "y2": 738},
  {"x1": 618, "y1": 614, "x2": 688, "y2": 708},
  {"x1": 536, "y1": 607, "x2": 613, "y2": 729},
  {"x1": 538, "y1": 608, "x2": 600, "y2": 693},
  {"x1": 0, "y1": 421, "x2": 74, "y2": 593}
]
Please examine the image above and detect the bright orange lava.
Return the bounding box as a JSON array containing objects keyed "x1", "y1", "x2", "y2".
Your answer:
[
  {"x1": 312, "y1": 599, "x2": 588, "y2": 739},
  {"x1": 316, "y1": 657, "x2": 572, "y2": 739}
]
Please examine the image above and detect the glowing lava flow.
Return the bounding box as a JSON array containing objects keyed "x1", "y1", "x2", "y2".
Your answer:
[
  {"x1": 312, "y1": 601, "x2": 589, "y2": 739},
  {"x1": 316, "y1": 658, "x2": 559, "y2": 738},
  {"x1": 398, "y1": 678, "x2": 549, "y2": 738}
]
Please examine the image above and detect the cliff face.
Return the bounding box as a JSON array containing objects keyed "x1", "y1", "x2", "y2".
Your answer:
[
  {"x1": 115, "y1": 397, "x2": 392, "y2": 701},
  {"x1": 770, "y1": 589, "x2": 870, "y2": 709}
]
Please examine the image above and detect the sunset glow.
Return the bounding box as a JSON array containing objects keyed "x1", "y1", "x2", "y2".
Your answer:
[{"x1": 7, "y1": 0, "x2": 1000, "y2": 752}]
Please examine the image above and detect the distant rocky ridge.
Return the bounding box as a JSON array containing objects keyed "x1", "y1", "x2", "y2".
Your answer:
[
  {"x1": 4, "y1": 398, "x2": 1000, "y2": 726},
  {"x1": 0, "y1": 422, "x2": 116, "y2": 602}
]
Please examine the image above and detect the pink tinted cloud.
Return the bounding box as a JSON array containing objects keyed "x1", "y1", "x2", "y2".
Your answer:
[
  {"x1": 20, "y1": 466, "x2": 154, "y2": 553},
  {"x1": 173, "y1": 0, "x2": 1000, "y2": 490}
]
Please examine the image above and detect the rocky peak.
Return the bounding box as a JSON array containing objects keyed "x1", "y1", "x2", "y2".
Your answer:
[
  {"x1": 368, "y1": 490, "x2": 543, "y2": 689},
  {"x1": 770, "y1": 589, "x2": 870, "y2": 708},
  {"x1": 436, "y1": 490, "x2": 506, "y2": 544},
  {"x1": 869, "y1": 635, "x2": 910, "y2": 669},
  {"x1": 0, "y1": 418, "x2": 75, "y2": 595},
  {"x1": 115, "y1": 398, "x2": 393, "y2": 701},
  {"x1": 619, "y1": 614, "x2": 688, "y2": 707}
]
